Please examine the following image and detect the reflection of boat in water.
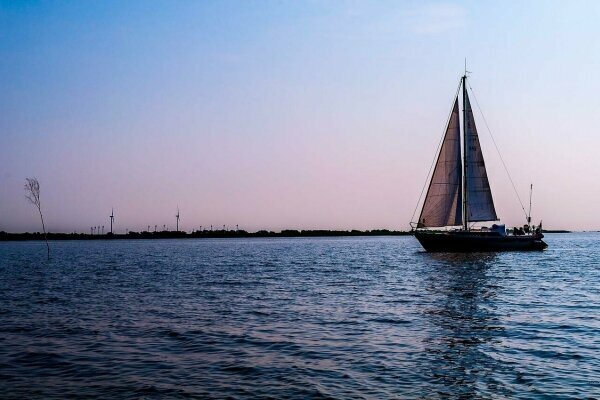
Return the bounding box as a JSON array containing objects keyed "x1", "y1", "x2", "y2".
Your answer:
[
  {"x1": 412, "y1": 73, "x2": 547, "y2": 252},
  {"x1": 420, "y1": 253, "x2": 505, "y2": 396}
]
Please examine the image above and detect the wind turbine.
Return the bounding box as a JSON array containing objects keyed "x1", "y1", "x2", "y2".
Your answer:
[
  {"x1": 176, "y1": 206, "x2": 180, "y2": 232},
  {"x1": 110, "y1": 208, "x2": 114, "y2": 234}
]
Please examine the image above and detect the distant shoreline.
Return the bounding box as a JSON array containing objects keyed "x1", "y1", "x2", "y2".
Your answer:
[
  {"x1": 0, "y1": 229, "x2": 574, "y2": 241},
  {"x1": 0, "y1": 229, "x2": 412, "y2": 241}
]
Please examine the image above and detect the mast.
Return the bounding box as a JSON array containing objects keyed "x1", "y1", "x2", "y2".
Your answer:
[{"x1": 462, "y1": 75, "x2": 468, "y2": 230}]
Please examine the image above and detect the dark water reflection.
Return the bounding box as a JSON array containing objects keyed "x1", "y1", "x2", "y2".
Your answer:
[
  {"x1": 1, "y1": 235, "x2": 599, "y2": 399},
  {"x1": 420, "y1": 253, "x2": 505, "y2": 398}
]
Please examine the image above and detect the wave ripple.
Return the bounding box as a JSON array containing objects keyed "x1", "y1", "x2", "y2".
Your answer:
[{"x1": 1, "y1": 234, "x2": 599, "y2": 398}]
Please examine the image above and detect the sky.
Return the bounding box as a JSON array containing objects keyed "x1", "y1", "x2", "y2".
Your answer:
[{"x1": 1, "y1": 0, "x2": 600, "y2": 233}]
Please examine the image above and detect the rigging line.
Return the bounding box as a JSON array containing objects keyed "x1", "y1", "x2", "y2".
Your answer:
[
  {"x1": 466, "y1": 81, "x2": 529, "y2": 222},
  {"x1": 410, "y1": 79, "x2": 463, "y2": 227}
]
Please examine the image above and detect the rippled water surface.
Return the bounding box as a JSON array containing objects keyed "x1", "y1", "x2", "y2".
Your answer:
[{"x1": 1, "y1": 234, "x2": 599, "y2": 399}]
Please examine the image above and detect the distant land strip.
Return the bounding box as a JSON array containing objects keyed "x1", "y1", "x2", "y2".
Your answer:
[
  {"x1": 0, "y1": 229, "x2": 413, "y2": 241},
  {"x1": 0, "y1": 229, "x2": 573, "y2": 241}
]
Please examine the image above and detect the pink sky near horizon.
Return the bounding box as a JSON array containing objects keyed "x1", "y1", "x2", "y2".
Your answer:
[{"x1": 2, "y1": 1, "x2": 600, "y2": 233}]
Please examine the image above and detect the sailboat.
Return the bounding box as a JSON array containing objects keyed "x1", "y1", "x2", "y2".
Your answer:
[{"x1": 412, "y1": 74, "x2": 547, "y2": 252}]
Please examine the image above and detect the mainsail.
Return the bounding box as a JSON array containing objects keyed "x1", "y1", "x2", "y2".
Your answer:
[
  {"x1": 464, "y1": 90, "x2": 497, "y2": 222},
  {"x1": 418, "y1": 98, "x2": 463, "y2": 228}
]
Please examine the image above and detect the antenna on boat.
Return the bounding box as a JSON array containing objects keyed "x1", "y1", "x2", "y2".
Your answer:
[
  {"x1": 110, "y1": 207, "x2": 114, "y2": 235},
  {"x1": 528, "y1": 184, "x2": 533, "y2": 225},
  {"x1": 176, "y1": 206, "x2": 180, "y2": 232}
]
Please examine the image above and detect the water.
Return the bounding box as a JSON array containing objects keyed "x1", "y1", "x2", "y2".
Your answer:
[{"x1": 1, "y1": 234, "x2": 599, "y2": 399}]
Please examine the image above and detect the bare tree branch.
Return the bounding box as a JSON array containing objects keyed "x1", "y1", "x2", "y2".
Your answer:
[{"x1": 24, "y1": 177, "x2": 49, "y2": 260}]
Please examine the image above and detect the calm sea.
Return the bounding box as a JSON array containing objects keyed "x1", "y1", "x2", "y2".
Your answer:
[{"x1": 0, "y1": 234, "x2": 599, "y2": 399}]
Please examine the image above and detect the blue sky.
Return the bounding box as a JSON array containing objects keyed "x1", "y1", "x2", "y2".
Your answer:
[{"x1": 1, "y1": 1, "x2": 600, "y2": 232}]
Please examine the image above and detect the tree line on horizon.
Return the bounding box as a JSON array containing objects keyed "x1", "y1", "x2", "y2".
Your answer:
[{"x1": 0, "y1": 228, "x2": 413, "y2": 242}]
